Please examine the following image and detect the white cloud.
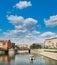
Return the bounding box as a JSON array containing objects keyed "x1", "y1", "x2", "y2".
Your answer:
[
  {"x1": 2, "y1": 30, "x2": 57, "y2": 44},
  {"x1": 2, "y1": 31, "x2": 41, "y2": 44},
  {"x1": 14, "y1": 1, "x2": 32, "y2": 9},
  {"x1": 44, "y1": 15, "x2": 57, "y2": 27},
  {"x1": 24, "y1": 18, "x2": 37, "y2": 31},
  {"x1": 41, "y1": 32, "x2": 55, "y2": 38},
  {"x1": 15, "y1": 25, "x2": 23, "y2": 29},
  {"x1": 32, "y1": 30, "x2": 40, "y2": 35},
  {"x1": 7, "y1": 15, "x2": 37, "y2": 25},
  {"x1": 3, "y1": 29, "x2": 27, "y2": 38},
  {"x1": 7, "y1": 15, "x2": 24, "y2": 25},
  {"x1": 3, "y1": 15, "x2": 38, "y2": 43},
  {"x1": 7, "y1": 15, "x2": 37, "y2": 31},
  {"x1": 5, "y1": 15, "x2": 57, "y2": 44}
]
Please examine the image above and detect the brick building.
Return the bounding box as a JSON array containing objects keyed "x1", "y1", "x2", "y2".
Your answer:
[{"x1": 0, "y1": 40, "x2": 12, "y2": 50}]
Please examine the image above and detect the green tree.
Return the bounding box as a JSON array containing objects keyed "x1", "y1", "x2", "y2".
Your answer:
[
  {"x1": 30, "y1": 44, "x2": 42, "y2": 49},
  {"x1": 12, "y1": 43, "x2": 15, "y2": 49}
]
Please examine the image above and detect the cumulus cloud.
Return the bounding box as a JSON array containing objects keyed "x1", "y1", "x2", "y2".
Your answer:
[
  {"x1": 2, "y1": 30, "x2": 41, "y2": 44},
  {"x1": 3, "y1": 29, "x2": 27, "y2": 38},
  {"x1": 44, "y1": 15, "x2": 57, "y2": 27},
  {"x1": 41, "y1": 32, "x2": 56, "y2": 38},
  {"x1": 4, "y1": 15, "x2": 41, "y2": 43},
  {"x1": 24, "y1": 18, "x2": 37, "y2": 31},
  {"x1": 7, "y1": 15, "x2": 37, "y2": 31},
  {"x1": 15, "y1": 25, "x2": 23, "y2": 29},
  {"x1": 14, "y1": 1, "x2": 32, "y2": 9},
  {"x1": 6, "y1": 15, "x2": 57, "y2": 44},
  {"x1": 7, "y1": 15, "x2": 37, "y2": 24},
  {"x1": 7, "y1": 15, "x2": 24, "y2": 25},
  {"x1": 32, "y1": 30, "x2": 40, "y2": 35},
  {"x1": 2, "y1": 30, "x2": 57, "y2": 44}
]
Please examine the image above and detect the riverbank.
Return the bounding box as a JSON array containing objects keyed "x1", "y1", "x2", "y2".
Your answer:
[{"x1": 31, "y1": 49, "x2": 57, "y2": 61}]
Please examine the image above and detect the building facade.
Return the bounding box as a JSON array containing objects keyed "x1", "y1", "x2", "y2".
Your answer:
[
  {"x1": 18, "y1": 44, "x2": 31, "y2": 49},
  {"x1": 44, "y1": 37, "x2": 57, "y2": 48},
  {"x1": 0, "y1": 40, "x2": 12, "y2": 50}
]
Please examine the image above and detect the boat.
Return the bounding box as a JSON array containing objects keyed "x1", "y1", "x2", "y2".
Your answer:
[{"x1": 29, "y1": 55, "x2": 34, "y2": 62}]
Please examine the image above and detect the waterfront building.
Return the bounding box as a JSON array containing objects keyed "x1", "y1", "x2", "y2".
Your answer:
[
  {"x1": 44, "y1": 37, "x2": 57, "y2": 48},
  {"x1": 18, "y1": 44, "x2": 32, "y2": 49},
  {"x1": 0, "y1": 40, "x2": 12, "y2": 50}
]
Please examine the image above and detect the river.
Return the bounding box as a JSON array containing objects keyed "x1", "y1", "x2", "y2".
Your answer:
[{"x1": 0, "y1": 54, "x2": 57, "y2": 65}]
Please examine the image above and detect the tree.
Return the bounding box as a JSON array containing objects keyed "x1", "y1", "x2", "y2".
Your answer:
[
  {"x1": 12, "y1": 43, "x2": 15, "y2": 49},
  {"x1": 30, "y1": 44, "x2": 42, "y2": 49}
]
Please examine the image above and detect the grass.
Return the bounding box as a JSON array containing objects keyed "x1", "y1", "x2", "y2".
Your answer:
[{"x1": 44, "y1": 49, "x2": 57, "y2": 53}]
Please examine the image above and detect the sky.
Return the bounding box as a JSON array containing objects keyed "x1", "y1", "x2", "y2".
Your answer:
[{"x1": 0, "y1": 0, "x2": 57, "y2": 44}]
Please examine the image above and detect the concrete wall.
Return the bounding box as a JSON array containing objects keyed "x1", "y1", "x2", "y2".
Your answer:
[
  {"x1": 31, "y1": 49, "x2": 57, "y2": 60},
  {"x1": 17, "y1": 50, "x2": 29, "y2": 53}
]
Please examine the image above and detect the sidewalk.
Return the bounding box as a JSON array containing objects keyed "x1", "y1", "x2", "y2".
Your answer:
[{"x1": 31, "y1": 49, "x2": 57, "y2": 60}]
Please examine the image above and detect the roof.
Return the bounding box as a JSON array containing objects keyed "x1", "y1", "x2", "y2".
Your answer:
[
  {"x1": 0, "y1": 40, "x2": 11, "y2": 44},
  {"x1": 45, "y1": 37, "x2": 57, "y2": 41}
]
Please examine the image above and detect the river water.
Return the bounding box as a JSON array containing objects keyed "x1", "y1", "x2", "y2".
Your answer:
[{"x1": 0, "y1": 54, "x2": 57, "y2": 65}]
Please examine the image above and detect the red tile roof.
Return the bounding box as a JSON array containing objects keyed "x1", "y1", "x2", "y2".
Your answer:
[{"x1": 0, "y1": 40, "x2": 11, "y2": 43}]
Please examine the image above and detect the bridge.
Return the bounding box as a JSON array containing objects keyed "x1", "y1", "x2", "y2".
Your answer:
[{"x1": 16, "y1": 49, "x2": 31, "y2": 54}]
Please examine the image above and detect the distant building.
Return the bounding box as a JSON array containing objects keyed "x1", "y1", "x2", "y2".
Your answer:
[
  {"x1": 0, "y1": 40, "x2": 12, "y2": 50},
  {"x1": 18, "y1": 44, "x2": 32, "y2": 49},
  {"x1": 44, "y1": 37, "x2": 57, "y2": 48}
]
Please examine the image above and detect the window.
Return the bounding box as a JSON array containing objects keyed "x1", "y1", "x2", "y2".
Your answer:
[
  {"x1": 52, "y1": 43, "x2": 54, "y2": 46},
  {"x1": 3, "y1": 43, "x2": 5, "y2": 45},
  {"x1": 49, "y1": 41, "x2": 51, "y2": 42}
]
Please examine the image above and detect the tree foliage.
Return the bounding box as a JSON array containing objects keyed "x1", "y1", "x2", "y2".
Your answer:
[{"x1": 30, "y1": 43, "x2": 42, "y2": 49}]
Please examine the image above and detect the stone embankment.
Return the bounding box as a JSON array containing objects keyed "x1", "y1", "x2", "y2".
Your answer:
[
  {"x1": 17, "y1": 50, "x2": 29, "y2": 54},
  {"x1": 31, "y1": 49, "x2": 57, "y2": 61}
]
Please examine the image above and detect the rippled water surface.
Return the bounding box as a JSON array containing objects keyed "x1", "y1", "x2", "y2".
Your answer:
[{"x1": 0, "y1": 54, "x2": 57, "y2": 65}]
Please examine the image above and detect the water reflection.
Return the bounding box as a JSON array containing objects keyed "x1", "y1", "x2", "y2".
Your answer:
[
  {"x1": 36, "y1": 54, "x2": 57, "y2": 65},
  {"x1": 43, "y1": 56, "x2": 57, "y2": 65},
  {"x1": 0, "y1": 54, "x2": 57, "y2": 65},
  {"x1": 0, "y1": 54, "x2": 15, "y2": 63},
  {"x1": 29, "y1": 55, "x2": 35, "y2": 63}
]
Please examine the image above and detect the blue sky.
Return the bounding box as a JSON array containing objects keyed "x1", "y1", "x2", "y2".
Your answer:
[{"x1": 0, "y1": 0, "x2": 57, "y2": 44}]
